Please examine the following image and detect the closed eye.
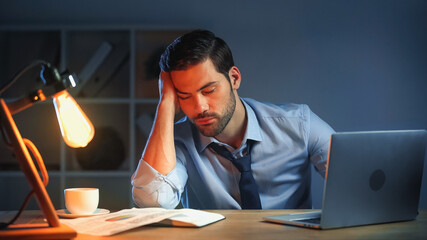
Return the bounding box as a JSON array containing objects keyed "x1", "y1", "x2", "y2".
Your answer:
[
  {"x1": 202, "y1": 87, "x2": 215, "y2": 95},
  {"x1": 177, "y1": 94, "x2": 190, "y2": 100}
]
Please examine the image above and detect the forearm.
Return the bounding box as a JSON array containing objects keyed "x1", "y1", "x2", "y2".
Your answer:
[{"x1": 143, "y1": 99, "x2": 177, "y2": 175}]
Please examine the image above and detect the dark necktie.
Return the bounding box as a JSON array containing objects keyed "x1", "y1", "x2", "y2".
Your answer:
[{"x1": 209, "y1": 141, "x2": 262, "y2": 209}]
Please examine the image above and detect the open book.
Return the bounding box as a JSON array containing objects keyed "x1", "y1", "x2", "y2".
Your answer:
[
  {"x1": 155, "y1": 208, "x2": 225, "y2": 227},
  {"x1": 60, "y1": 208, "x2": 225, "y2": 236}
]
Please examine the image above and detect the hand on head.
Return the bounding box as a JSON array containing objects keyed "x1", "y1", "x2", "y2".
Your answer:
[{"x1": 159, "y1": 71, "x2": 180, "y2": 114}]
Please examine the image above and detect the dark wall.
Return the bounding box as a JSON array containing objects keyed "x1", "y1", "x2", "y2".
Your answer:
[{"x1": 1, "y1": 0, "x2": 426, "y2": 208}]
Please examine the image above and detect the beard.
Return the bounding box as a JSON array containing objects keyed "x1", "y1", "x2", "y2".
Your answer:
[{"x1": 192, "y1": 89, "x2": 236, "y2": 137}]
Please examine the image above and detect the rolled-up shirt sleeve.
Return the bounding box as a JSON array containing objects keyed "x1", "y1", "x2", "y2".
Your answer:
[
  {"x1": 131, "y1": 158, "x2": 188, "y2": 209},
  {"x1": 307, "y1": 107, "x2": 335, "y2": 178}
]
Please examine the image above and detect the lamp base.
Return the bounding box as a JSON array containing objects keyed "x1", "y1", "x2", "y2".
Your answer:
[{"x1": 0, "y1": 222, "x2": 77, "y2": 239}]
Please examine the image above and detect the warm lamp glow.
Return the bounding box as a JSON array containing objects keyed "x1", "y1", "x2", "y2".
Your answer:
[{"x1": 53, "y1": 90, "x2": 94, "y2": 148}]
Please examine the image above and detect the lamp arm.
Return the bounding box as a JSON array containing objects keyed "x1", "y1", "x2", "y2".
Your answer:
[
  {"x1": 0, "y1": 60, "x2": 49, "y2": 95},
  {"x1": 6, "y1": 89, "x2": 47, "y2": 115},
  {"x1": 0, "y1": 99, "x2": 60, "y2": 227},
  {"x1": 0, "y1": 59, "x2": 80, "y2": 238}
]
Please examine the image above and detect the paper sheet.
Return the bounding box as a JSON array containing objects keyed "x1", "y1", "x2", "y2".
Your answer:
[
  {"x1": 60, "y1": 207, "x2": 225, "y2": 236},
  {"x1": 60, "y1": 208, "x2": 180, "y2": 236}
]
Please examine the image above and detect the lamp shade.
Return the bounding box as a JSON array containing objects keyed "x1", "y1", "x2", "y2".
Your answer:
[{"x1": 53, "y1": 90, "x2": 94, "y2": 148}]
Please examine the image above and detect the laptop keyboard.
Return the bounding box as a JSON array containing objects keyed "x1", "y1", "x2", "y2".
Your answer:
[{"x1": 295, "y1": 217, "x2": 321, "y2": 224}]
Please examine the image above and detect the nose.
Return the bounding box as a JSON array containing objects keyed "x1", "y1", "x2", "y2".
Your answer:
[{"x1": 193, "y1": 95, "x2": 208, "y2": 114}]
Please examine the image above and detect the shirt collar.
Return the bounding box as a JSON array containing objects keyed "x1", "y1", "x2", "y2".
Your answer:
[{"x1": 197, "y1": 98, "x2": 263, "y2": 153}]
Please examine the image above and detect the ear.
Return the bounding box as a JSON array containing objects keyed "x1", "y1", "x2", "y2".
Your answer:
[{"x1": 228, "y1": 66, "x2": 241, "y2": 90}]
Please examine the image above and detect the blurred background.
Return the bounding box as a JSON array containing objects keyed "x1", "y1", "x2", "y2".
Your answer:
[{"x1": 0, "y1": 0, "x2": 426, "y2": 210}]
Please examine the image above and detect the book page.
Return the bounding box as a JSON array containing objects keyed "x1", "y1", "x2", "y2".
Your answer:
[{"x1": 157, "y1": 209, "x2": 225, "y2": 227}]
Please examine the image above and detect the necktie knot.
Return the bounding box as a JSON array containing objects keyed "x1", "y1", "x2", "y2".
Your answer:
[{"x1": 230, "y1": 155, "x2": 251, "y2": 173}]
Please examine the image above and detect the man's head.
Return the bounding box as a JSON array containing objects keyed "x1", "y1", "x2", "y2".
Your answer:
[
  {"x1": 159, "y1": 30, "x2": 243, "y2": 138},
  {"x1": 159, "y1": 30, "x2": 235, "y2": 81}
]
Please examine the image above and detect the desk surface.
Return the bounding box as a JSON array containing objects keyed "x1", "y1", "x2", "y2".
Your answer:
[{"x1": 2, "y1": 209, "x2": 426, "y2": 240}]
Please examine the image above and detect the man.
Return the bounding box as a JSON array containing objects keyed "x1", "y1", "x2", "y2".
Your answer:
[{"x1": 132, "y1": 30, "x2": 334, "y2": 209}]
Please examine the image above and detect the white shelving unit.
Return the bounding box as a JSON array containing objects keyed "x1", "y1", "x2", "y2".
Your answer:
[{"x1": 0, "y1": 26, "x2": 188, "y2": 211}]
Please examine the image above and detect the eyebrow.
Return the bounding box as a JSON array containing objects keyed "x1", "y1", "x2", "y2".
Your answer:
[{"x1": 175, "y1": 81, "x2": 218, "y2": 95}]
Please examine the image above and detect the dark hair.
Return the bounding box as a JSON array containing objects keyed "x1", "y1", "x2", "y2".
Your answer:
[{"x1": 159, "y1": 30, "x2": 235, "y2": 79}]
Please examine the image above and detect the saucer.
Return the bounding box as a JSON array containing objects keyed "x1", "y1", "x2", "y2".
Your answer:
[{"x1": 56, "y1": 208, "x2": 110, "y2": 218}]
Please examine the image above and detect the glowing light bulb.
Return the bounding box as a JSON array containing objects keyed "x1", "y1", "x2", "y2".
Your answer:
[{"x1": 53, "y1": 91, "x2": 95, "y2": 148}]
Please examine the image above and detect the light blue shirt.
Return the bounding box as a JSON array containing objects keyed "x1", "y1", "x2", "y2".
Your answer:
[{"x1": 132, "y1": 98, "x2": 335, "y2": 209}]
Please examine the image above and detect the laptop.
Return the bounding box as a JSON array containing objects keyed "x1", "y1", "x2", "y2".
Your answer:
[{"x1": 263, "y1": 130, "x2": 427, "y2": 229}]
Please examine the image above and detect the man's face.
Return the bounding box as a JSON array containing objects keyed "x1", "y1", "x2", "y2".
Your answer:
[{"x1": 170, "y1": 59, "x2": 236, "y2": 137}]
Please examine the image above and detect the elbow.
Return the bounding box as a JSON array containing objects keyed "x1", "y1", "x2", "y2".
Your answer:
[
  {"x1": 132, "y1": 185, "x2": 180, "y2": 209},
  {"x1": 132, "y1": 186, "x2": 161, "y2": 208}
]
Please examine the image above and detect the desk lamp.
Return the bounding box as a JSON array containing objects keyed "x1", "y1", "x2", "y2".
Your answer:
[{"x1": 0, "y1": 60, "x2": 95, "y2": 239}]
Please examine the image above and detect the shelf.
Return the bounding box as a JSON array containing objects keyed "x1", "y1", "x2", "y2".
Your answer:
[
  {"x1": 0, "y1": 31, "x2": 60, "y2": 99},
  {"x1": 73, "y1": 98, "x2": 159, "y2": 104},
  {"x1": 0, "y1": 171, "x2": 130, "y2": 177},
  {"x1": 0, "y1": 103, "x2": 62, "y2": 171},
  {"x1": 0, "y1": 171, "x2": 46, "y2": 177},
  {"x1": 134, "y1": 29, "x2": 188, "y2": 98},
  {"x1": 0, "y1": 26, "x2": 188, "y2": 211},
  {"x1": 0, "y1": 175, "x2": 61, "y2": 210},
  {"x1": 66, "y1": 30, "x2": 130, "y2": 98},
  {"x1": 63, "y1": 171, "x2": 131, "y2": 177}
]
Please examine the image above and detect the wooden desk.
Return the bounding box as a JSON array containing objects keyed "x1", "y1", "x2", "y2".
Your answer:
[{"x1": 1, "y1": 209, "x2": 426, "y2": 239}]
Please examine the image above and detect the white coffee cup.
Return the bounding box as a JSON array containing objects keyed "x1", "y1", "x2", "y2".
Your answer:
[{"x1": 64, "y1": 188, "x2": 99, "y2": 215}]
